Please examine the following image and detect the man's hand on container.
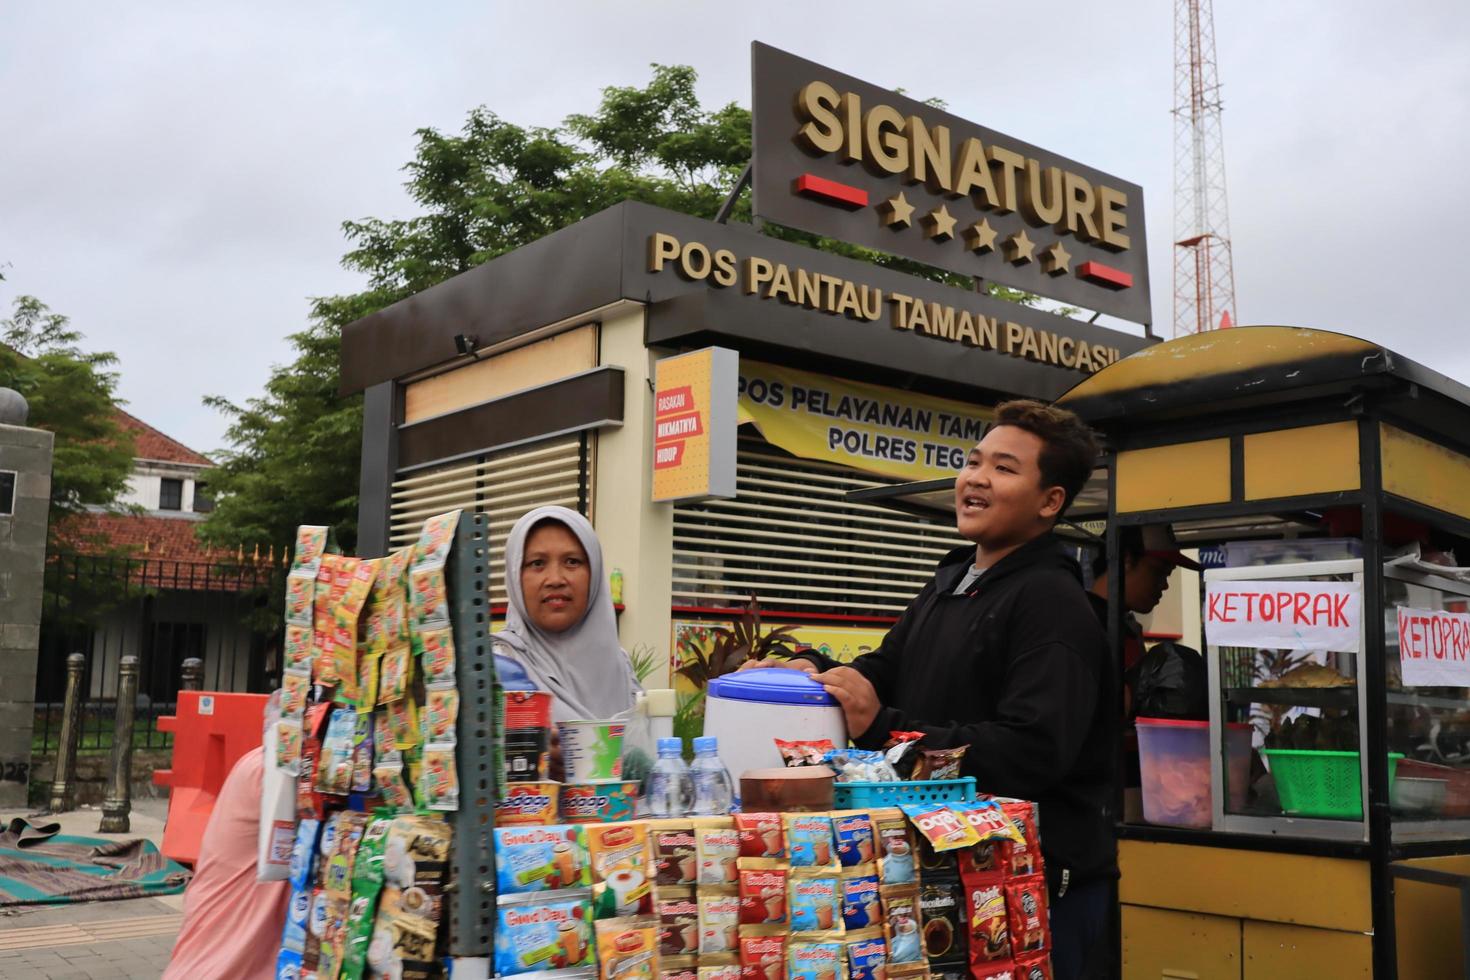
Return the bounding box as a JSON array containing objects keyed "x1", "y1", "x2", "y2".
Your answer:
[
  {"x1": 811, "y1": 666, "x2": 879, "y2": 739},
  {"x1": 737, "y1": 656, "x2": 817, "y2": 674}
]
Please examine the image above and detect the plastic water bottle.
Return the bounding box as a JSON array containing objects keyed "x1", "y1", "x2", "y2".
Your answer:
[
  {"x1": 689, "y1": 736, "x2": 734, "y2": 816},
  {"x1": 646, "y1": 737, "x2": 693, "y2": 818}
]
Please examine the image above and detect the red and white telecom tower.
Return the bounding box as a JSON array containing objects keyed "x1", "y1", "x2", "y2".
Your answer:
[{"x1": 1173, "y1": 0, "x2": 1238, "y2": 336}]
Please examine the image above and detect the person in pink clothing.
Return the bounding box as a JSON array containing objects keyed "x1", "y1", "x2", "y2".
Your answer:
[{"x1": 163, "y1": 744, "x2": 289, "y2": 980}]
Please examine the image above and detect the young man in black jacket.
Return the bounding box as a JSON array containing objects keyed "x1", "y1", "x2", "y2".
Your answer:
[{"x1": 780, "y1": 399, "x2": 1116, "y2": 979}]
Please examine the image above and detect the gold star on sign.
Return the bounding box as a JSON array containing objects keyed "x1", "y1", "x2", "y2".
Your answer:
[
  {"x1": 963, "y1": 219, "x2": 998, "y2": 254},
  {"x1": 879, "y1": 192, "x2": 915, "y2": 229},
  {"x1": 1003, "y1": 230, "x2": 1035, "y2": 265},
  {"x1": 921, "y1": 205, "x2": 957, "y2": 241},
  {"x1": 1040, "y1": 241, "x2": 1072, "y2": 276}
]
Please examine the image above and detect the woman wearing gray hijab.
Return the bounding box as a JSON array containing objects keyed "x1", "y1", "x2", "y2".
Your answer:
[{"x1": 493, "y1": 506, "x2": 641, "y2": 723}]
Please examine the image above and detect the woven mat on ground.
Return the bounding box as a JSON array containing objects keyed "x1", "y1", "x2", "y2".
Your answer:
[{"x1": 0, "y1": 817, "x2": 191, "y2": 907}]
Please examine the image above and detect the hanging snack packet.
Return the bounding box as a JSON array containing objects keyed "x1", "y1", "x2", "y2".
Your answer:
[
  {"x1": 281, "y1": 669, "x2": 311, "y2": 719},
  {"x1": 285, "y1": 624, "x2": 314, "y2": 672},
  {"x1": 785, "y1": 814, "x2": 837, "y2": 870},
  {"x1": 775, "y1": 739, "x2": 835, "y2": 768},
  {"x1": 741, "y1": 933, "x2": 787, "y2": 980},
  {"x1": 357, "y1": 648, "x2": 381, "y2": 712},
  {"x1": 877, "y1": 813, "x2": 916, "y2": 885},
  {"x1": 848, "y1": 937, "x2": 888, "y2": 980},
  {"x1": 595, "y1": 916, "x2": 661, "y2": 980},
  {"x1": 882, "y1": 887, "x2": 924, "y2": 965},
  {"x1": 1000, "y1": 802, "x2": 1042, "y2": 878},
  {"x1": 964, "y1": 878, "x2": 1011, "y2": 964},
  {"x1": 1004, "y1": 877, "x2": 1050, "y2": 956},
  {"x1": 883, "y1": 731, "x2": 926, "y2": 779},
  {"x1": 493, "y1": 889, "x2": 595, "y2": 974},
  {"x1": 958, "y1": 840, "x2": 1006, "y2": 878},
  {"x1": 833, "y1": 814, "x2": 876, "y2": 868},
  {"x1": 919, "y1": 878, "x2": 967, "y2": 967},
  {"x1": 417, "y1": 743, "x2": 459, "y2": 810},
  {"x1": 901, "y1": 803, "x2": 981, "y2": 853},
  {"x1": 952, "y1": 801, "x2": 1025, "y2": 849},
  {"x1": 663, "y1": 959, "x2": 699, "y2": 980},
  {"x1": 373, "y1": 759, "x2": 414, "y2": 812},
  {"x1": 698, "y1": 891, "x2": 741, "y2": 956},
  {"x1": 384, "y1": 692, "x2": 420, "y2": 750},
  {"x1": 657, "y1": 891, "x2": 700, "y2": 957},
  {"x1": 315, "y1": 708, "x2": 356, "y2": 796},
  {"x1": 823, "y1": 748, "x2": 898, "y2": 783},
  {"x1": 292, "y1": 525, "x2": 331, "y2": 572},
  {"x1": 350, "y1": 712, "x2": 374, "y2": 793},
  {"x1": 788, "y1": 875, "x2": 842, "y2": 934},
  {"x1": 495, "y1": 824, "x2": 591, "y2": 894},
  {"x1": 973, "y1": 962, "x2": 1019, "y2": 980},
  {"x1": 1012, "y1": 951, "x2": 1052, "y2": 980},
  {"x1": 913, "y1": 747, "x2": 967, "y2": 781},
  {"x1": 339, "y1": 817, "x2": 391, "y2": 980},
  {"x1": 735, "y1": 813, "x2": 785, "y2": 859},
  {"x1": 700, "y1": 965, "x2": 744, "y2": 980},
  {"x1": 419, "y1": 627, "x2": 456, "y2": 686},
  {"x1": 377, "y1": 644, "x2": 413, "y2": 706},
  {"x1": 496, "y1": 783, "x2": 562, "y2": 827},
  {"x1": 653, "y1": 822, "x2": 699, "y2": 887},
  {"x1": 383, "y1": 814, "x2": 451, "y2": 891},
  {"x1": 414, "y1": 510, "x2": 461, "y2": 567},
  {"x1": 696, "y1": 825, "x2": 741, "y2": 886},
  {"x1": 841, "y1": 873, "x2": 881, "y2": 931},
  {"x1": 587, "y1": 823, "x2": 653, "y2": 916},
  {"x1": 409, "y1": 565, "x2": 450, "y2": 629},
  {"x1": 423, "y1": 685, "x2": 459, "y2": 745},
  {"x1": 788, "y1": 942, "x2": 843, "y2": 980},
  {"x1": 739, "y1": 862, "x2": 788, "y2": 925},
  {"x1": 286, "y1": 572, "x2": 316, "y2": 627}
]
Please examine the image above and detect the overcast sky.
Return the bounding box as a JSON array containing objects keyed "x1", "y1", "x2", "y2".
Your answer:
[{"x1": 3, "y1": 1, "x2": 1467, "y2": 456}]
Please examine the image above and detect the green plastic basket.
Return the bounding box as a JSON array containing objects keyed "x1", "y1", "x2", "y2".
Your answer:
[
  {"x1": 832, "y1": 777, "x2": 976, "y2": 810},
  {"x1": 1262, "y1": 749, "x2": 1404, "y2": 820}
]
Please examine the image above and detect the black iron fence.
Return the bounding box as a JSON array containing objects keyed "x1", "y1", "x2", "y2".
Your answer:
[{"x1": 35, "y1": 552, "x2": 286, "y2": 753}]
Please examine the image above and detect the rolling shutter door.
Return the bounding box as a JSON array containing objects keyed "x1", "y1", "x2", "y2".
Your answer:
[
  {"x1": 673, "y1": 442, "x2": 962, "y2": 618},
  {"x1": 389, "y1": 435, "x2": 589, "y2": 605}
]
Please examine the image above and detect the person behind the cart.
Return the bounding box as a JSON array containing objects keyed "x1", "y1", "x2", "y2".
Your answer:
[
  {"x1": 493, "y1": 505, "x2": 641, "y2": 778},
  {"x1": 762, "y1": 399, "x2": 1118, "y2": 980},
  {"x1": 1087, "y1": 525, "x2": 1207, "y2": 808}
]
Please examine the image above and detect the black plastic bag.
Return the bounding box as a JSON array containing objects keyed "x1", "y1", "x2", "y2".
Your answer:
[{"x1": 1127, "y1": 640, "x2": 1209, "y2": 720}]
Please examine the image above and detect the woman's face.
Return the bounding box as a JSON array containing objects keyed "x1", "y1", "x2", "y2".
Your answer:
[{"x1": 520, "y1": 522, "x2": 592, "y2": 633}]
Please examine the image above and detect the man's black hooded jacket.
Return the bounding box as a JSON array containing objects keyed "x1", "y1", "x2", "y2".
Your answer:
[{"x1": 797, "y1": 532, "x2": 1118, "y2": 890}]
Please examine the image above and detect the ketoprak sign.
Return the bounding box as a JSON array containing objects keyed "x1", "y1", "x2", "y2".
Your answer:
[{"x1": 751, "y1": 42, "x2": 1151, "y2": 325}]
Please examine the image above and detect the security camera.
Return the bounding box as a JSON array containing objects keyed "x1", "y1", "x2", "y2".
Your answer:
[{"x1": 454, "y1": 333, "x2": 479, "y2": 356}]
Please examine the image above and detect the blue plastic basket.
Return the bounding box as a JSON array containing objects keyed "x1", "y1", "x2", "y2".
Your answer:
[{"x1": 833, "y1": 777, "x2": 977, "y2": 810}]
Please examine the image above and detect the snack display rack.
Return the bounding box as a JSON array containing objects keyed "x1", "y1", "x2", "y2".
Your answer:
[{"x1": 446, "y1": 510, "x2": 498, "y2": 960}]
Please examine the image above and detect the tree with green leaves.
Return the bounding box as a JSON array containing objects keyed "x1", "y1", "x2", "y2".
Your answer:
[
  {"x1": 0, "y1": 295, "x2": 134, "y2": 532},
  {"x1": 201, "y1": 64, "x2": 1031, "y2": 553}
]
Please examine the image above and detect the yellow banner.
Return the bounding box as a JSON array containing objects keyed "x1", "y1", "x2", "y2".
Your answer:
[{"x1": 736, "y1": 360, "x2": 992, "y2": 482}]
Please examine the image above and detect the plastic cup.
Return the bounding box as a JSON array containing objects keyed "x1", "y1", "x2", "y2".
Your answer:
[{"x1": 557, "y1": 720, "x2": 626, "y2": 781}]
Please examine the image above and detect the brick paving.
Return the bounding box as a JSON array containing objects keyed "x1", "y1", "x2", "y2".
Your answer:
[{"x1": 0, "y1": 800, "x2": 184, "y2": 978}]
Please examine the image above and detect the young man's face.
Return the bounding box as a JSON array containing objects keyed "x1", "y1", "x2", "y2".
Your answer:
[{"x1": 954, "y1": 425, "x2": 1065, "y2": 549}]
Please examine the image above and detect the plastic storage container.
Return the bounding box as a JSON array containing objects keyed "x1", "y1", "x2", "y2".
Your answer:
[
  {"x1": 703, "y1": 668, "x2": 847, "y2": 785},
  {"x1": 1262, "y1": 749, "x2": 1404, "y2": 820},
  {"x1": 833, "y1": 777, "x2": 976, "y2": 810},
  {"x1": 1223, "y1": 537, "x2": 1362, "y2": 567},
  {"x1": 1136, "y1": 717, "x2": 1252, "y2": 829}
]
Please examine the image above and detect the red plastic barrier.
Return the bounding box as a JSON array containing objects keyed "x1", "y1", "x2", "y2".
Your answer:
[{"x1": 152, "y1": 690, "x2": 268, "y2": 866}]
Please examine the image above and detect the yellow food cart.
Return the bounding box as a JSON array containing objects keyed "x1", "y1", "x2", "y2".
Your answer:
[{"x1": 1056, "y1": 325, "x2": 1470, "y2": 979}]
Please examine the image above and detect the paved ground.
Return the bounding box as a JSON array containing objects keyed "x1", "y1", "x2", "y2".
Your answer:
[{"x1": 0, "y1": 799, "x2": 184, "y2": 979}]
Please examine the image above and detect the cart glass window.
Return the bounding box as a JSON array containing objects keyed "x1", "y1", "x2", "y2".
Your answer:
[
  {"x1": 1186, "y1": 558, "x2": 1373, "y2": 840},
  {"x1": 1384, "y1": 563, "x2": 1470, "y2": 840}
]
